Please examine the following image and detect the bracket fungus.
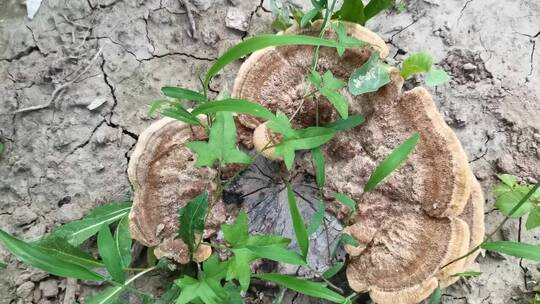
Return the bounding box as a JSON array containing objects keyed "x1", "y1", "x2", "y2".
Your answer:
[
  {"x1": 128, "y1": 118, "x2": 225, "y2": 264},
  {"x1": 230, "y1": 22, "x2": 485, "y2": 303}
]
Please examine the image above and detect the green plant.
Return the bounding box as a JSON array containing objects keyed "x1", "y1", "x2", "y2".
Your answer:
[{"x1": 0, "y1": 1, "x2": 472, "y2": 303}]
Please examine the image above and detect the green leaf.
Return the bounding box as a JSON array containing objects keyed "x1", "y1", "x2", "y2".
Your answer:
[
  {"x1": 267, "y1": 111, "x2": 297, "y2": 139},
  {"x1": 307, "y1": 200, "x2": 325, "y2": 236},
  {"x1": 161, "y1": 87, "x2": 207, "y2": 103},
  {"x1": 340, "y1": 233, "x2": 360, "y2": 247},
  {"x1": 499, "y1": 174, "x2": 519, "y2": 187},
  {"x1": 400, "y1": 52, "x2": 433, "y2": 79},
  {"x1": 0, "y1": 142, "x2": 4, "y2": 156},
  {"x1": 286, "y1": 184, "x2": 309, "y2": 260},
  {"x1": 325, "y1": 114, "x2": 365, "y2": 131},
  {"x1": 148, "y1": 99, "x2": 170, "y2": 117},
  {"x1": 311, "y1": 147, "x2": 326, "y2": 188},
  {"x1": 364, "y1": 132, "x2": 420, "y2": 192},
  {"x1": 348, "y1": 51, "x2": 391, "y2": 96},
  {"x1": 322, "y1": 261, "x2": 344, "y2": 279},
  {"x1": 275, "y1": 127, "x2": 336, "y2": 170},
  {"x1": 115, "y1": 215, "x2": 132, "y2": 269},
  {"x1": 301, "y1": 7, "x2": 322, "y2": 27},
  {"x1": 222, "y1": 210, "x2": 249, "y2": 247},
  {"x1": 482, "y1": 241, "x2": 540, "y2": 262},
  {"x1": 451, "y1": 271, "x2": 482, "y2": 278},
  {"x1": 186, "y1": 112, "x2": 251, "y2": 167},
  {"x1": 98, "y1": 225, "x2": 125, "y2": 283},
  {"x1": 246, "y1": 245, "x2": 307, "y2": 265},
  {"x1": 333, "y1": 0, "x2": 366, "y2": 25},
  {"x1": 428, "y1": 287, "x2": 441, "y2": 304},
  {"x1": 47, "y1": 202, "x2": 132, "y2": 246},
  {"x1": 224, "y1": 282, "x2": 243, "y2": 304},
  {"x1": 0, "y1": 229, "x2": 103, "y2": 281},
  {"x1": 226, "y1": 248, "x2": 254, "y2": 291},
  {"x1": 204, "y1": 34, "x2": 366, "y2": 88},
  {"x1": 33, "y1": 236, "x2": 103, "y2": 269},
  {"x1": 332, "y1": 22, "x2": 365, "y2": 56},
  {"x1": 176, "y1": 256, "x2": 229, "y2": 304},
  {"x1": 313, "y1": 71, "x2": 348, "y2": 118},
  {"x1": 155, "y1": 285, "x2": 181, "y2": 304},
  {"x1": 495, "y1": 183, "x2": 539, "y2": 218},
  {"x1": 363, "y1": 0, "x2": 394, "y2": 22},
  {"x1": 160, "y1": 107, "x2": 201, "y2": 126},
  {"x1": 526, "y1": 207, "x2": 540, "y2": 230},
  {"x1": 191, "y1": 99, "x2": 275, "y2": 121},
  {"x1": 255, "y1": 273, "x2": 346, "y2": 303},
  {"x1": 425, "y1": 69, "x2": 450, "y2": 86},
  {"x1": 333, "y1": 193, "x2": 356, "y2": 212},
  {"x1": 177, "y1": 192, "x2": 209, "y2": 254}
]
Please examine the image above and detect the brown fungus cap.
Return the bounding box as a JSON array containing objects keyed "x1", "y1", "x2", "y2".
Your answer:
[
  {"x1": 127, "y1": 117, "x2": 225, "y2": 264},
  {"x1": 231, "y1": 21, "x2": 484, "y2": 303}
]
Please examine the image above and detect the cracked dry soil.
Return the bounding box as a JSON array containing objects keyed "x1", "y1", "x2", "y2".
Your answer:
[{"x1": 0, "y1": 0, "x2": 539, "y2": 303}]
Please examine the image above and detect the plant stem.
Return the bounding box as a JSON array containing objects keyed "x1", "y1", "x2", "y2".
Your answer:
[
  {"x1": 106, "y1": 266, "x2": 157, "y2": 299},
  {"x1": 306, "y1": 264, "x2": 344, "y2": 294},
  {"x1": 440, "y1": 183, "x2": 539, "y2": 269}
]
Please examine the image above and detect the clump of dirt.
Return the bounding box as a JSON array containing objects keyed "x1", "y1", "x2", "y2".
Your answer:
[{"x1": 442, "y1": 49, "x2": 493, "y2": 84}]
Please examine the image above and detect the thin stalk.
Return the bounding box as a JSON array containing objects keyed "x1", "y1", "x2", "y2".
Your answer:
[
  {"x1": 310, "y1": 0, "x2": 338, "y2": 73},
  {"x1": 440, "y1": 183, "x2": 539, "y2": 269},
  {"x1": 306, "y1": 264, "x2": 344, "y2": 294}
]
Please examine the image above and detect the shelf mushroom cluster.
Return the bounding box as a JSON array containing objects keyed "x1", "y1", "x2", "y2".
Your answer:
[{"x1": 127, "y1": 21, "x2": 485, "y2": 304}]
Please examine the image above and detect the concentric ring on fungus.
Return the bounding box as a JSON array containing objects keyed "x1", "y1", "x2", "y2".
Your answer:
[{"x1": 231, "y1": 21, "x2": 485, "y2": 304}]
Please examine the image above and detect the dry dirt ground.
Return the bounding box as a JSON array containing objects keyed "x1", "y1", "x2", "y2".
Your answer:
[{"x1": 0, "y1": 0, "x2": 539, "y2": 303}]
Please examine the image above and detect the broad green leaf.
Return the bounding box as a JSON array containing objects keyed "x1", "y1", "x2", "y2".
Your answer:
[
  {"x1": 222, "y1": 210, "x2": 249, "y2": 247},
  {"x1": 177, "y1": 192, "x2": 209, "y2": 253},
  {"x1": 185, "y1": 112, "x2": 251, "y2": 167},
  {"x1": 160, "y1": 107, "x2": 201, "y2": 126},
  {"x1": 226, "y1": 248, "x2": 254, "y2": 291},
  {"x1": 224, "y1": 282, "x2": 243, "y2": 304},
  {"x1": 322, "y1": 261, "x2": 344, "y2": 279},
  {"x1": 526, "y1": 207, "x2": 540, "y2": 230},
  {"x1": 47, "y1": 202, "x2": 132, "y2": 246},
  {"x1": 494, "y1": 182, "x2": 538, "y2": 218},
  {"x1": 275, "y1": 127, "x2": 336, "y2": 170},
  {"x1": 315, "y1": 71, "x2": 348, "y2": 118},
  {"x1": 246, "y1": 245, "x2": 307, "y2": 265},
  {"x1": 33, "y1": 236, "x2": 103, "y2": 269},
  {"x1": 451, "y1": 271, "x2": 482, "y2": 278},
  {"x1": 482, "y1": 241, "x2": 540, "y2": 262},
  {"x1": 340, "y1": 233, "x2": 360, "y2": 247},
  {"x1": 333, "y1": 193, "x2": 356, "y2": 212},
  {"x1": 0, "y1": 229, "x2": 103, "y2": 281},
  {"x1": 204, "y1": 35, "x2": 366, "y2": 88},
  {"x1": 115, "y1": 215, "x2": 132, "y2": 269},
  {"x1": 428, "y1": 287, "x2": 441, "y2": 304},
  {"x1": 364, "y1": 132, "x2": 420, "y2": 192},
  {"x1": 333, "y1": 0, "x2": 366, "y2": 25},
  {"x1": 325, "y1": 114, "x2": 365, "y2": 131},
  {"x1": 307, "y1": 200, "x2": 325, "y2": 236},
  {"x1": 176, "y1": 256, "x2": 229, "y2": 304},
  {"x1": 191, "y1": 99, "x2": 275, "y2": 121},
  {"x1": 348, "y1": 51, "x2": 391, "y2": 96},
  {"x1": 499, "y1": 174, "x2": 519, "y2": 187},
  {"x1": 267, "y1": 111, "x2": 297, "y2": 139},
  {"x1": 286, "y1": 184, "x2": 309, "y2": 260},
  {"x1": 363, "y1": 0, "x2": 394, "y2": 22},
  {"x1": 255, "y1": 273, "x2": 346, "y2": 303},
  {"x1": 85, "y1": 286, "x2": 123, "y2": 304},
  {"x1": 311, "y1": 147, "x2": 326, "y2": 188},
  {"x1": 161, "y1": 87, "x2": 207, "y2": 103},
  {"x1": 400, "y1": 52, "x2": 433, "y2": 79},
  {"x1": 98, "y1": 225, "x2": 125, "y2": 283},
  {"x1": 425, "y1": 69, "x2": 450, "y2": 86}
]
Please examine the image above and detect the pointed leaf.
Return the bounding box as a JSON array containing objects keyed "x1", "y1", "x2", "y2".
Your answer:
[
  {"x1": 0, "y1": 229, "x2": 103, "y2": 281},
  {"x1": 222, "y1": 210, "x2": 249, "y2": 247},
  {"x1": 348, "y1": 51, "x2": 391, "y2": 96},
  {"x1": 363, "y1": 0, "x2": 393, "y2": 22},
  {"x1": 428, "y1": 287, "x2": 441, "y2": 304},
  {"x1": 246, "y1": 245, "x2": 307, "y2": 265},
  {"x1": 333, "y1": 0, "x2": 366, "y2": 25},
  {"x1": 340, "y1": 233, "x2": 360, "y2": 247},
  {"x1": 115, "y1": 215, "x2": 132, "y2": 268},
  {"x1": 255, "y1": 273, "x2": 346, "y2": 303},
  {"x1": 333, "y1": 193, "x2": 356, "y2": 212},
  {"x1": 322, "y1": 261, "x2": 344, "y2": 279},
  {"x1": 191, "y1": 99, "x2": 275, "y2": 121},
  {"x1": 161, "y1": 87, "x2": 207, "y2": 103},
  {"x1": 425, "y1": 69, "x2": 450, "y2": 86},
  {"x1": 34, "y1": 236, "x2": 103, "y2": 269},
  {"x1": 307, "y1": 200, "x2": 325, "y2": 236},
  {"x1": 311, "y1": 147, "x2": 326, "y2": 188},
  {"x1": 400, "y1": 52, "x2": 433, "y2": 79},
  {"x1": 364, "y1": 132, "x2": 420, "y2": 192},
  {"x1": 85, "y1": 286, "x2": 124, "y2": 304},
  {"x1": 178, "y1": 192, "x2": 209, "y2": 253},
  {"x1": 526, "y1": 207, "x2": 540, "y2": 230},
  {"x1": 98, "y1": 225, "x2": 125, "y2": 283},
  {"x1": 286, "y1": 184, "x2": 309, "y2": 259},
  {"x1": 48, "y1": 202, "x2": 132, "y2": 246},
  {"x1": 325, "y1": 114, "x2": 365, "y2": 131},
  {"x1": 482, "y1": 241, "x2": 540, "y2": 262}
]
